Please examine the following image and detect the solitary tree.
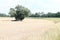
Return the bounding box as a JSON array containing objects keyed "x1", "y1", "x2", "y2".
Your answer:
[{"x1": 9, "y1": 5, "x2": 30, "y2": 21}]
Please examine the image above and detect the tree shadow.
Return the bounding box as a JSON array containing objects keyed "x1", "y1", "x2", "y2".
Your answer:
[
  {"x1": 0, "y1": 19, "x2": 23, "y2": 22},
  {"x1": 11, "y1": 20, "x2": 22, "y2": 22}
]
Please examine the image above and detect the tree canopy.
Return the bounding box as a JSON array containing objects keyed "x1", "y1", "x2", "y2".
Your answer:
[{"x1": 9, "y1": 5, "x2": 31, "y2": 21}]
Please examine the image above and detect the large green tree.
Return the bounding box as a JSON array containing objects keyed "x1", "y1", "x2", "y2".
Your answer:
[{"x1": 9, "y1": 5, "x2": 31, "y2": 21}]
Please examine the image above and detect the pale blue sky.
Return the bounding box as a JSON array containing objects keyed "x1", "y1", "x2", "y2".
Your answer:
[{"x1": 0, "y1": 0, "x2": 60, "y2": 14}]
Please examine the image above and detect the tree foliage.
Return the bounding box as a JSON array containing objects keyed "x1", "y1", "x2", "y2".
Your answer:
[
  {"x1": 9, "y1": 8, "x2": 16, "y2": 17},
  {"x1": 15, "y1": 5, "x2": 30, "y2": 17},
  {"x1": 9, "y1": 5, "x2": 30, "y2": 21},
  {"x1": 30, "y1": 12, "x2": 60, "y2": 18}
]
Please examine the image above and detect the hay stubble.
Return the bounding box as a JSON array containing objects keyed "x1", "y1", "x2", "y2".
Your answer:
[{"x1": 0, "y1": 17, "x2": 60, "y2": 40}]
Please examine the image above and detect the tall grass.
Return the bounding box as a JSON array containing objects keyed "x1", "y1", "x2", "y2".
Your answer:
[{"x1": 41, "y1": 18, "x2": 60, "y2": 40}]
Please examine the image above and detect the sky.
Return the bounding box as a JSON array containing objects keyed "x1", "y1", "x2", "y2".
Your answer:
[{"x1": 0, "y1": 0, "x2": 60, "y2": 14}]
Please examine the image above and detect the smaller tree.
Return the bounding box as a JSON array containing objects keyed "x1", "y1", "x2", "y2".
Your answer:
[{"x1": 9, "y1": 8, "x2": 16, "y2": 17}]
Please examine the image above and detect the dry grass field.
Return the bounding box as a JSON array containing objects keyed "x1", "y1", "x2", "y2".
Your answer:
[{"x1": 0, "y1": 17, "x2": 60, "y2": 40}]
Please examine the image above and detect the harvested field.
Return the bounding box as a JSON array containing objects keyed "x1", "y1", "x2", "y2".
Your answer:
[{"x1": 0, "y1": 17, "x2": 60, "y2": 40}]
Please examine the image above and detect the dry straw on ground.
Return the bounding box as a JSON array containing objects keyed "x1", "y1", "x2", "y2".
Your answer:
[{"x1": 0, "y1": 17, "x2": 60, "y2": 40}]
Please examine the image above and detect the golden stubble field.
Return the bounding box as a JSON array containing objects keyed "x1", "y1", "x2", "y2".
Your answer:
[{"x1": 0, "y1": 17, "x2": 60, "y2": 40}]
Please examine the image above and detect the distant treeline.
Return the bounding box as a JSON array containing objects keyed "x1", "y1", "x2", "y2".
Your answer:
[
  {"x1": 0, "y1": 13, "x2": 9, "y2": 17},
  {"x1": 1, "y1": 12, "x2": 60, "y2": 17},
  {"x1": 29, "y1": 12, "x2": 60, "y2": 17}
]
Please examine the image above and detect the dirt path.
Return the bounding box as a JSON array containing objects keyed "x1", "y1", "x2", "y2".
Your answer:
[{"x1": 0, "y1": 18, "x2": 60, "y2": 40}]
